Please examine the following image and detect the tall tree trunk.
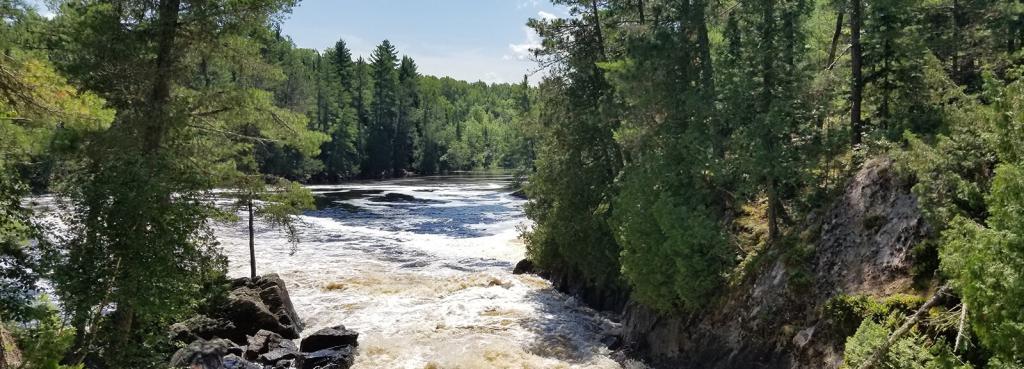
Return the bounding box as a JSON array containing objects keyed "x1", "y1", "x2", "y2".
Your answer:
[
  {"x1": 146, "y1": 0, "x2": 182, "y2": 153},
  {"x1": 638, "y1": 0, "x2": 645, "y2": 24},
  {"x1": 249, "y1": 198, "x2": 256, "y2": 280},
  {"x1": 591, "y1": 0, "x2": 607, "y2": 59},
  {"x1": 761, "y1": 0, "x2": 781, "y2": 243},
  {"x1": 850, "y1": 0, "x2": 864, "y2": 147},
  {"x1": 827, "y1": 10, "x2": 844, "y2": 68}
]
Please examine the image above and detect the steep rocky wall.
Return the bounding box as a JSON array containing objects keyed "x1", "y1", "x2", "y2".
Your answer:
[
  {"x1": 619, "y1": 157, "x2": 930, "y2": 369},
  {"x1": 532, "y1": 157, "x2": 930, "y2": 369},
  {"x1": 544, "y1": 265, "x2": 630, "y2": 314}
]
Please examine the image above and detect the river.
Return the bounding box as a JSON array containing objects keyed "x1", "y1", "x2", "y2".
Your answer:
[{"x1": 212, "y1": 174, "x2": 639, "y2": 369}]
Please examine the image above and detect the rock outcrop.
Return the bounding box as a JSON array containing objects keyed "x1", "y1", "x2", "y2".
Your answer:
[
  {"x1": 531, "y1": 157, "x2": 931, "y2": 369},
  {"x1": 171, "y1": 275, "x2": 358, "y2": 369},
  {"x1": 225, "y1": 274, "x2": 304, "y2": 340},
  {"x1": 619, "y1": 157, "x2": 929, "y2": 369},
  {"x1": 512, "y1": 259, "x2": 535, "y2": 275},
  {"x1": 299, "y1": 325, "x2": 359, "y2": 353},
  {"x1": 301, "y1": 346, "x2": 355, "y2": 369},
  {"x1": 172, "y1": 274, "x2": 303, "y2": 345}
]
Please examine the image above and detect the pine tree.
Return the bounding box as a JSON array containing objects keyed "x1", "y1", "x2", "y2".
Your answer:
[
  {"x1": 317, "y1": 40, "x2": 361, "y2": 181},
  {"x1": 395, "y1": 56, "x2": 420, "y2": 175},
  {"x1": 366, "y1": 40, "x2": 400, "y2": 178}
]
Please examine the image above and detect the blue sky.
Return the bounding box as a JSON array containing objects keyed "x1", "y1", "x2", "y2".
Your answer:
[
  {"x1": 27, "y1": 0, "x2": 565, "y2": 84},
  {"x1": 280, "y1": 0, "x2": 565, "y2": 84}
]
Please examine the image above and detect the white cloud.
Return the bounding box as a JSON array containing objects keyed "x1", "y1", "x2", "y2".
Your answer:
[
  {"x1": 537, "y1": 10, "x2": 558, "y2": 21},
  {"x1": 517, "y1": 0, "x2": 541, "y2": 9},
  {"x1": 507, "y1": 26, "x2": 541, "y2": 61}
]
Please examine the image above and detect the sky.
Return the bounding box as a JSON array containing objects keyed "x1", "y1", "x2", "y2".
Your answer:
[
  {"x1": 280, "y1": 0, "x2": 566, "y2": 84},
  {"x1": 25, "y1": 0, "x2": 566, "y2": 84}
]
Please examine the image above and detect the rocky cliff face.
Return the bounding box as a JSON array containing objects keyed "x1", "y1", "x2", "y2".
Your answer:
[
  {"x1": 620, "y1": 157, "x2": 930, "y2": 369},
  {"x1": 539, "y1": 158, "x2": 931, "y2": 369}
]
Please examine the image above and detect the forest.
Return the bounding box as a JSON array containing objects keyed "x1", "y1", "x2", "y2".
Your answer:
[
  {"x1": 0, "y1": 0, "x2": 534, "y2": 367},
  {"x1": 1, "y1": 0, "x2": 1023, "y2": 368},
  {"x1": 522, "y1": 0, "x2": 1024, "y2": 368}
]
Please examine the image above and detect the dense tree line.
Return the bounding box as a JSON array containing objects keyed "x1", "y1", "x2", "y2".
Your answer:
[
  {"x1": 524, "y1": 0, "x2": 1024, "y2": 367},
  {"x1": 254, "y1": 36, "x2": 535, "y2": 182}
]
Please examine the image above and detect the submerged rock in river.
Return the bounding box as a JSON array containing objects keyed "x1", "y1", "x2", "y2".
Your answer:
[
  {"x1": 299, "y1": 325, "x2": 359, "y2": 353},
  {"x1": 512, "y1": 259, "x2": 534, "y2": 275},
  {"x1": 301, "y1": 346, "x2": 355, "y2": 369}
]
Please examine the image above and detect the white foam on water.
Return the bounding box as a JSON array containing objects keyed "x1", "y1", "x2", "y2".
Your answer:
[{"x1": 214, "y1": 176, "x2": 629, "y2": 369}]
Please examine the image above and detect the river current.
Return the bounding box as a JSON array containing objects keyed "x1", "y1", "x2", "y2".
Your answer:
[{"x1": 213, "y1": 174, "x2": 639, "y2": 369}]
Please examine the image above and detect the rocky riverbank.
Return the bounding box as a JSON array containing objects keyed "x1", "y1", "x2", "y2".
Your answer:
[
  {"x1": 170, "y1": 274, "x2": 359, "y2": 369},
  {"x1": 525, "y1": 157, "x2": 935, "y2": 369}
]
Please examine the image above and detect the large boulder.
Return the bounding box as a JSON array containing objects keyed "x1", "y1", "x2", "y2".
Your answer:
[
  {"x1": 512, "y1": 259, "x2": 535, "y2": 275},
  {"x1": 222, "y1": 354, "x2": 262, "y2": 369},
  {"x1": 299, "y1": 325, "x2": 359, "y2": 353},
  {"x1": 172, "y1": 274, "x2": 303, "y2": 346},
  {"x1": 170, "y1": 315, "x2": 239, "y2": 344},
  {"x1": 244, "y1": 330, "x2": 295, "y2": 360},
  {"x1": 301, "y1": 346, "x2": 355, "y2": 369},
  {"x1": 170, "y1": 339, "x2": 234, "y2": 369},
  {"x1": 219, "y1": 274, "x2": 303, "y2": 342}
]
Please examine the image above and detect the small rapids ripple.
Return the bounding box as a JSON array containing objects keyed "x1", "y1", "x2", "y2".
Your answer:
[{"x1": 213, "y1": 175, "x2": 633, "y2": 369}]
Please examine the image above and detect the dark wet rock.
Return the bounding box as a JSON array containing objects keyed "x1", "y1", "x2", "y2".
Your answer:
[
  {"x1": 172, "y1": 274, "x2": 303, "y2": 346},
  {"x1": 244, "y1": 329, "x2": 293, "y2": 361},
  {"x1": 512, "y1": 259, "x2": 535, "y2": 275},
  {"x1": 301, "y1": 346, "x2": 355, "y2": 369},
  {"x1": 221, "y1": 274, "x2": 303, "y2": 342},
  {"x1": 170, "y1": 339, "x2": 232, "y2": 369},
  {"x1": 222, "y1": 354, "x2": 262, "y2": 369},
  {"x1": 170, "y1": 315, "x2": 238, "y2": 344},
  {"x1": 299, "y1": 325, "x2": 359, "y2": 353},
  {"x1": 273, "y1": 358, "x2": 300, "y2": 369},
  {"x1": 510, "y1": 188, "x2": 528, "y2": 199},
  {"x1": 313, "y1": 190, "x2": 381, "y2": 210},
  {"x1": 600, "y1": 335, "x2": 623, "y2": 350},
  {"x1": 260, "y1": 347, "x2": 303, "y2": 367},
  {"x1": 372, "y1": 192, "x2": 420, "y2": 202}
]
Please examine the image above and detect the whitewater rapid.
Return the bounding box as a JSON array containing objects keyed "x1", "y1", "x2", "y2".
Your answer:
[{"x1": 213, "y1": 175, "x2": 638, "y2": 369}]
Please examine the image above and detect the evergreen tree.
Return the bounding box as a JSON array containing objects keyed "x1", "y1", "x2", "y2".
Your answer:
[
  {"x1": 725, "y1": 0, "x2": 812, "y2": 243},
  {"x1": 366, "y1": 40, "x2": 400, "y2": 178},
  {"x1": 395, "y1": 56, "x2": 420, "y2": 174},
  {"x1": 524, "y1": 1, "x2": 627, "y2": 301},
  {"x1": 316, "y1": 41, "x2": 361, "y2": 181}
]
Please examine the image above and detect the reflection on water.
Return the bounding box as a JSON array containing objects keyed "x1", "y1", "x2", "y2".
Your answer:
[{"x1": 214, "y1": 174, "x2": 636, "y2": 369}]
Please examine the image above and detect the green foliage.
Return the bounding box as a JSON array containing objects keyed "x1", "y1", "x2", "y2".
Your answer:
[
  {"x1": 940, "y1": 201, "x2": 1024, "y2": 363},
  {"x1": 840, "y1": 319, "x2": 968, "y2": 369},
  {"x1": 10, "y1": 296, "x2": 84, "y2": 369},
  {"x1": 937, "y1": 74, "x2": 1024, "y2": 365},
  {"x1": 0, "y1": 3, "x2": 112, "y2": 323},
  {"x1": 523, "y1": 78, "x2": 624, "y2": 290},
  {"x1": 824, "y1": 294, "x2": 927, "y2": 337}
]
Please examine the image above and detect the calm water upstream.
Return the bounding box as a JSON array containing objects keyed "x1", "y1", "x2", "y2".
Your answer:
[{"x1": 213, "y1": 174, "x2": 632, "y2": 368}]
